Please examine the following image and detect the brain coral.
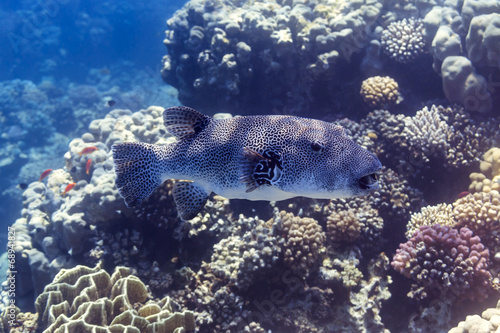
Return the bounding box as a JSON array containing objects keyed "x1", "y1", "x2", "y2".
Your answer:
[
  {"x1": 35, "y1": 264, "x2": 195, "y2": 332},
  {"x1": 274, "y1": 210, "x2": 326, "y2": 277},
  {"x1": 360, "y1": 76, "x2": 400, "y2": 109},
  {"x1": 392, "y1": 225, "x2": 492, "y2": 301},
  {"x1": 381, "y1": 18, "x2": 426, "y2": 63},
  {"x1": 403, "y1": 105, "x2": 452, "y2": 161}
]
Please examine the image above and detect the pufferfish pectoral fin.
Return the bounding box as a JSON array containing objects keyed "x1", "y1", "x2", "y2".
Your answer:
[
  {"x1": 172, "y1": 181, "x2": 211, "y2": 220},
  {"x1": 163, "y1": 106, "x2": 212, "y2": 140},
  {"x1": 240, "y1": 147, "x2": 283, "y2": 193}
]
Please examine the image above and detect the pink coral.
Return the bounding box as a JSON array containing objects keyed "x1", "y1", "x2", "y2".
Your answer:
[{"x1": 392, "y1": 224, "x2": 492, "y2": 301}]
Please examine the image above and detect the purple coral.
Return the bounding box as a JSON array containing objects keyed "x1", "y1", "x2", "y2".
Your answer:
[{"x1": 391, "y1": 224, "x2": 492, "y2": 301}]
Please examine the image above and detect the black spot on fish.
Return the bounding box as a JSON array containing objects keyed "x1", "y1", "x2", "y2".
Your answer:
[
  {"x1": 107, "y1": 100, "x2": 116, "y2": 107},
  {"x1": 19, "y1": 183, "x2": 28, "y2": 190}
]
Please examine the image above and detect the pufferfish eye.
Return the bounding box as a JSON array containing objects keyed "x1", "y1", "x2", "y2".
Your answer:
[{"x1": 311, "y1": 141, "x2": 325, "y2": 153}]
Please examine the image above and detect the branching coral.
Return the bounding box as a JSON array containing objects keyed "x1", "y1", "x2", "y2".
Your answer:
[
  {"x1": 381, "y1": 18, "x2": 426, "y2": 63},
  {"x1": 392, "y1": 225, "x2": 492, "y2": 301},
  {"x1": 405, "y1": 203, "x2": 456, "y2": 239}
]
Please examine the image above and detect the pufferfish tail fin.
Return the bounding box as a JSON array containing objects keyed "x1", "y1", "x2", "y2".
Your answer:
[
  {"x1": 112, "y1": 142, "x2": 164, "y2": 207},
  {"x1": 163, "y1": 106, "x2": 212, "y2": 140}
]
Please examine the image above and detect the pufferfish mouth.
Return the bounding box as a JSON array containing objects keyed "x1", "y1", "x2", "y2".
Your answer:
[{"x1": 359, "y1": 173, "x2": 379, "y2": 190}]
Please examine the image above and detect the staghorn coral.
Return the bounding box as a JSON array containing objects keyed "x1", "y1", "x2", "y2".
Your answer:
[
  {"x1": 405, "y1": 203, "x2": 456, "y2": 239},
  {"x1": 35, "y1": 264, "x2": 195, "y2": 333},
  {"x1": 392, "y1": 225, "x2": 492, "y2": 301},
  {"x1": 274, "y1": 210, "x2": 326, "y2": 278},
  {"x1": 453, "y1": 191, "x2": 500, "y2": 251},
  {"x1": 360, "y1": 76, "x2": 401, "y2": 109},
  {"x1": 381, "y1": 18, "x2": 426, "y2": 63}
]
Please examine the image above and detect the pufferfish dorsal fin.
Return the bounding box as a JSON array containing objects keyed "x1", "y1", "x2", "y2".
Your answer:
[
  {"x1": 240, "y1": 147, "x2": 283, "y2": 193},
  {"x1": 163, "y1": 106, "x2": 212, "y2": 140},
  {"x1": 172, "y1": 181, "x2": 211, "y2": 220}
]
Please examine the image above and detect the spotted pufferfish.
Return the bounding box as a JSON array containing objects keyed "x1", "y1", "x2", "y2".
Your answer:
[{"x1": 112, "y1": 106, "x2": 382, "y2": 220}]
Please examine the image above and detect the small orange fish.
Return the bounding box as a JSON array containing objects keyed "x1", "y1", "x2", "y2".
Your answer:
[
  {"x1": 86, "y1": 159, "x2": 92, "y2": 175},
  {"x1": 39, "y1": 169, "x2": 52, "y2": 181},
  {"x1": 456, "y1": 191, "x2": 470, "y2": 199},
  {"x1": 61, "y1": 182, "x2": 76, "y2": 197},
  {"x1": 78, "y1": 146, "x2": 98, "y2": 156}
]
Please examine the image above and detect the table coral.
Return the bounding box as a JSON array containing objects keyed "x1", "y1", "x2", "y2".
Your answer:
[
  {"x1": 360, "y1": 76, "x2": 401, "y2": 109},
  {"x1": 392, "y1": 225, "x2": 492, "y2": 301},
  {"x1": 35, "y1": 264, "x2": 195, "y2": 332},
  {"x1": 381, "y1": 18, "x2": 426, "y2": 63}
]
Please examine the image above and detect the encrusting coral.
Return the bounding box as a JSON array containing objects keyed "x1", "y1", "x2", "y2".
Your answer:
[
  {"x1": 35, "y1": 264, "x2": 195, "y2": 332},
  {"x1": 392, "y1": 224, "x2": 492, "y2": 301}
]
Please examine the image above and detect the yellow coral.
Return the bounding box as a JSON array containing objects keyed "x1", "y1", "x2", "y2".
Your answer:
[
  {"x1": 35, "y1": 265, "x2": 195, "y2": 333},
  {"x1": 405, "y1": 203, "x2": 456, "y2": 239},
  {"x1": 453, "y1": 191, "x2": 500, "y2": 249},
  {"x1": 360, "y1": 76, "x2": 400, "y2": 109},
  {"x1": 469, "y1": 147, "x2": 500, "y2": 193}
]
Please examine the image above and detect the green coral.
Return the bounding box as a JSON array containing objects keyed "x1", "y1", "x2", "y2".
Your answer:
[{"x1": 35, "y1": 264, "x2": 195, "y2": 333}]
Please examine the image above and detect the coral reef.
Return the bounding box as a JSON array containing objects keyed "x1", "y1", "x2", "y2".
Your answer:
[
  {"x1": 274, "y1": 211, "x2": 326, "y2": 278},
  {"x1": 35, "y1": 264, "x2": 195, "y2": 332},
  {"x1": 360, "y1": 76, "x2": 401, "y2": 109},
  {"x1": 405, "y1": 203, "x2": 455, "y2": 239},
  {"x1": 392, "y1": 225, "x2": 492, "y2": 301},
  {"x1": 325, "y1": 201, "x2": 384, "y2": 249},
  {"x1": 380, "y1": 18, "x2": 426, "y2": 63},
  {"x1": 162, "y1": 0, "x2": 384, "y2": 113}
]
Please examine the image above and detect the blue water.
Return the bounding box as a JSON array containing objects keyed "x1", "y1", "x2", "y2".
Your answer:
[{"x1": 0, "y1": 0, "x2": 185, "y2": 247}]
